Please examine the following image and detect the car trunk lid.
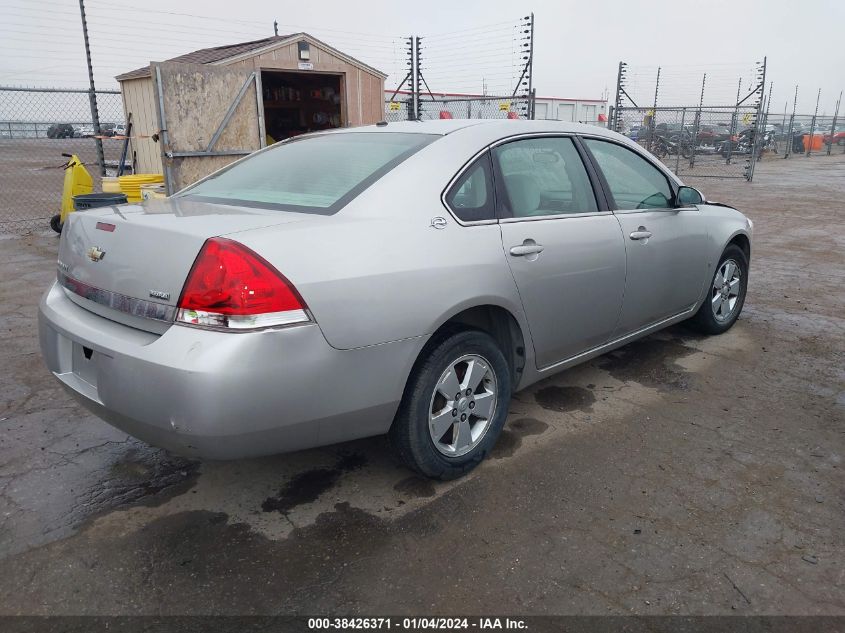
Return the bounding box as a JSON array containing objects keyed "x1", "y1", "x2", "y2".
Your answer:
[{"x1": 57, "y1": 197, "x2": 307, "y2": 333}]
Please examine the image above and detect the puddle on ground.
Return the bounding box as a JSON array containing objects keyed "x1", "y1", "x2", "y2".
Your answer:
[
  {"x1": 534, "y1": 386, "x2": 596, "y2": 412},
  {"x1": 491, "y1": 417, "x2": 549, "y2": 459},
  {"x1": 597, "y1": 337, "x2": 697, "y2": 391},
  {"x1": 262, "y1": 453, "x2": 367, "y2": 515},
  {"x1": 99, "y1": 447, "x2": 199, "y2": 510}
]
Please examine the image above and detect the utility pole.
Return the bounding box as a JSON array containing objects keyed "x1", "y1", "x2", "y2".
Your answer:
[
  {"x1": 273, "y1": 20, "x2": 278, "y2": 36},
  {"x1": 410, "y1": 36, "x2": 419, "y2": 121},
  {"x1": 647, "y1": 66, "x2": 660, "y2": 153},
  {"x1": 612, "y1": 62, "x2": 625, "y2": 131},
  {"x1": 511, "y1": 14, "x2": 534, "y2": 118},
  {"x1": 78, "y1": 0, "x2": 105, "y2": 176},
  {"x1": 527, "y1": 12, "x2": 534, "y2": 117}
]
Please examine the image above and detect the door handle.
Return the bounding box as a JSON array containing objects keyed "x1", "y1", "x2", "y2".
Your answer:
[
  {"x1": 509, "y1": 241, "x2": 544, "y2": 257},
  {"x1": 629, "y1": 227, "x2": 653, "y2": 240}
]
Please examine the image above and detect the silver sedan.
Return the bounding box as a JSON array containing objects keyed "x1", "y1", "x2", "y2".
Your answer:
[{"x1": 39, "y1": 120, "x2": 752, "y2": 479}]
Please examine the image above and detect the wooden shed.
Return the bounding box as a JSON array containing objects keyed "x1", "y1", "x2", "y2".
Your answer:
[{"x1": 116, "y1": 33, "x2": 387, "y2": 193}]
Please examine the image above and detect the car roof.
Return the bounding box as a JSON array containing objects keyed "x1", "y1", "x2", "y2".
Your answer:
[{"x1": 337, "y1": 118, "x2": 621, "y2": 139}]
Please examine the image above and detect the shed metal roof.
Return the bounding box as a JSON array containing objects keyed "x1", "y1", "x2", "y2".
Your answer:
[{"x1": 116, "y1": 33, "x2": 386, "y2": 82}]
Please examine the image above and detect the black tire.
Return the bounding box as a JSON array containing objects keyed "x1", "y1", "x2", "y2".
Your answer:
[
  {"x1": 389, "y1": 329, "x2": 512, "y2": 480},
  {"x1": 688, "y1": 244, "x2": 749, "y2": 335},
  {"x1": 49, "y1": 214, "x2": 63, "y2": 234}
]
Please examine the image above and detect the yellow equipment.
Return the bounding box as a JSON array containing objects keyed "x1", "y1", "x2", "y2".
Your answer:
[
  {"x1": 118, "y1": 173, "x2": 164, "y2": 203},
  {"x1": 50, "y1": 153, "x2": 93, "y2": 233}
]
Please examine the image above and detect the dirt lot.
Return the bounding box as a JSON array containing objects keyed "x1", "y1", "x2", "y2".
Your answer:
[{"x1": 0, "y1": 154, "x2": 842, "y2": 616}]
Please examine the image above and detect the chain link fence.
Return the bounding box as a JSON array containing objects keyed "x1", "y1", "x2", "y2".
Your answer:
[
  {"x1": 0, "y1": 87, "x2": 126, "y2": 235},
  {"x1": 613, "y1": 104, "x2": 765, "y2": 180},
  {"x1": 384, "y1": 94, "x2": 534, "y2": 123},
  {"x1": 771, "y1": 113, "x2": 845, "y2": 158}
]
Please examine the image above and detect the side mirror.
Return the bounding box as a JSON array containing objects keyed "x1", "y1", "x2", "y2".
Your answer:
[{"x1": 676, "y1": 185, "x2": 704, "y2": 207}]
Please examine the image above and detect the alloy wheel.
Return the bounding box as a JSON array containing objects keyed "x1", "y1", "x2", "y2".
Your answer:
[
  {"x1": 711, "y1": 259, "x2": 742, "y2": 322},
  {"x1": 428, "y1": 354, "x2": 498, "y2": 457}
]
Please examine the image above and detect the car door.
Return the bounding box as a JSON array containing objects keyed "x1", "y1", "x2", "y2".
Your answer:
[
  {"x1": 493, "y1": 136, "x2": 626, "y2": 369},
  {"x1": 581, "y1": 137, "x2": 709, "y2": 335}
]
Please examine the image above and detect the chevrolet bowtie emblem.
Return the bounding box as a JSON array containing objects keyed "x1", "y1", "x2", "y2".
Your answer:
[{"x1": 87, "y1": 246, "x2": 106, "y2": 262}]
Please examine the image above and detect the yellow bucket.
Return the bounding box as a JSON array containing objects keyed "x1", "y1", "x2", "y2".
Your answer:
[
  {"x1": 119, "y1": 173, "x2": 164, "y2": 203},
  {"x1": 101, "y1": 177, "x2": 121, "y2": 193}
]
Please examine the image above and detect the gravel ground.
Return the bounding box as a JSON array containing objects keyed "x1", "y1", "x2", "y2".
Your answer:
[{"x1": 0, "y1": 154, "x2": 842, "y2": 616}]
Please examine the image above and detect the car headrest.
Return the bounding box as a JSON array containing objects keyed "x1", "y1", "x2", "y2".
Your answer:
[{"x1": 505, "y1": 173, "x2": 540, "y2": 215}]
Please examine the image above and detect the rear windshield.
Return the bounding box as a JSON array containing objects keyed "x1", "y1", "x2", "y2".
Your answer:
[{"x1": 178, "y1": 132, "x2": 436, "y2": 214}]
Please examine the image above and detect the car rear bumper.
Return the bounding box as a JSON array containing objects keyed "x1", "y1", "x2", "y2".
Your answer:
[{"x1": 38, "y1": 282, "x2": 424, "y2": 459}]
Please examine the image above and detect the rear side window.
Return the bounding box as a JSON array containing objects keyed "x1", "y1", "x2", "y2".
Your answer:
[
  {"x1": 179, "y1": 132, "x2": 436, "y2": 215},
  {"x1": 492, "y1": 136, "x2": 598, "y2": 218},
  {"x1": 583, "y1": 139, "x2": 673, "y2": 210},
  {"x1": 444, "y1": 153, "x2": 496, "y2": 222}
]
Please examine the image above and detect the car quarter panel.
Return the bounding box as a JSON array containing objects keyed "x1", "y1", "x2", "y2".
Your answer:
[{"x1": 39, "y1": 282, "x2": 424, "y2": 458}]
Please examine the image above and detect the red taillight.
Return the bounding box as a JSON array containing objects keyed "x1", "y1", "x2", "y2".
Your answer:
[{"x1": 176, "y1": 237, "x2": 309, "y2": 330}]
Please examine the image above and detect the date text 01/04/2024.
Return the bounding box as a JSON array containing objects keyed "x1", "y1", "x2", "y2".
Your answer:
[{"x1": 307, "y1": 617, "x2": 528, "y2": 630}]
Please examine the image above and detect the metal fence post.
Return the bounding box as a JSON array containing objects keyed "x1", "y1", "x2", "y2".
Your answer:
[
  {"x1": 78, "y1": 0, "x2": 106, "y2": 177},
  {"x1": 647, "y1": 67, "x2": 660, "y2": 153},
  {"x1": 807, "y1": 88, "x2": 820, "y2": 157},
  {"x1": 746, "y1": 57, "x2": 766, "y2": 181},
  {"x1": 530, "y1": 87, "x2": 536, "y2": 120},
  {"x1": 828, "y1": 91, "x2": 841, "y2": 156},
  {"x1": 726, "y1": 77, "x2": 742, "y2": 166},
  {"x1": 675, "y1": 108, "x2": 686, "y2": 174},
  {"x1": 761, "y1": 81, "x2": 773, "y2": 156},
  {"x1": 784, "y1": 85, "x2": 798, "y2": 159},
  {"x1": 689, "y1": 74, "x2": 706, "y2": 170},
  {"x1": 612, "y1": 62, "x2": 625, "y2": 132}
]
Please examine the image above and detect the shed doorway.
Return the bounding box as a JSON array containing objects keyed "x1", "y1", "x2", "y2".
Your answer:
[{"x1": 261, "y1": 70, "x2": 343, "y2": 143}]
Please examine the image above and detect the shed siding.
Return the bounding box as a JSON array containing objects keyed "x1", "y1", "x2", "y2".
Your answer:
[
  {"x1": 233, "y1": 41, "x2": 384, "y2": 126},
  {"x1": 117, "y1": 36, "x2": 385, "y2": 188},
  {"x1": 120, "y1": 76, "x2": 163, "y2": 174}
]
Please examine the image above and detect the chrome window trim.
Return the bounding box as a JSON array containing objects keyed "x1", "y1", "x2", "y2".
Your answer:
[
  {"x1": 498, "y1": 210, "x2": 613, "y2": 223},
  {"x1": 490, "y1": 133, "x2": 607, "y2": 223},
  {"x1": 577, "y1": 133, "x2": 685, "y2": 216},
  {"x1": 441, "y1": 132, "x2": 586, "y2": 227},
  {"x1": 440, "y1": 146, "x2": 499, "y2": 227},
  {"x1": 442, "y1": 131, "x2": 658, "y2": 226},
  {"x1": 613, "y1": 206, "x2": 699, "y2": 216},
  {"x1": 57, "y1": 270, "x2": 176, "y2": 323}
]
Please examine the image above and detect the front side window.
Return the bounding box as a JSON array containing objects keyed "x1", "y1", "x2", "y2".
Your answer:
[
  {"x1": 180, "y1": 132, "x2": 436, "y2": 214},
  {"x1": 492, "y1": 136, "x2": 598, "y2": 218},
  {"x1": 444, "y1": 153, "x2": 495, "y2": 222},
  {"x1": 583, "y1": 139, "x2": 673, "y2": 210}
]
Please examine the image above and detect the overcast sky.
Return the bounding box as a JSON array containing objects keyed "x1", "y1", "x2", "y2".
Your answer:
[{"x1": 2, "y1": 0, "x2": 843, "y2": 114}]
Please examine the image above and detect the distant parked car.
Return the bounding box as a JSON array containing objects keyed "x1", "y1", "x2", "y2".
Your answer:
[
  {"x1": 113, "y1": 123, "x2": 127, "y2": 136},
  {"x1": 75, "y1": 124, "x2": 94, "y2": 138},
  {"x1": 46, "y1": 123, "x2": 75, "y2": 139},
  {"x1": 99, "y1": 123, "x2": 116, "y2": 137},
  {"x1": 696, "y1": 125, "x2": 731, "y2": 146},
  {"x1": 823, "y1": 130, "x2": 845, "y2": 145}
]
